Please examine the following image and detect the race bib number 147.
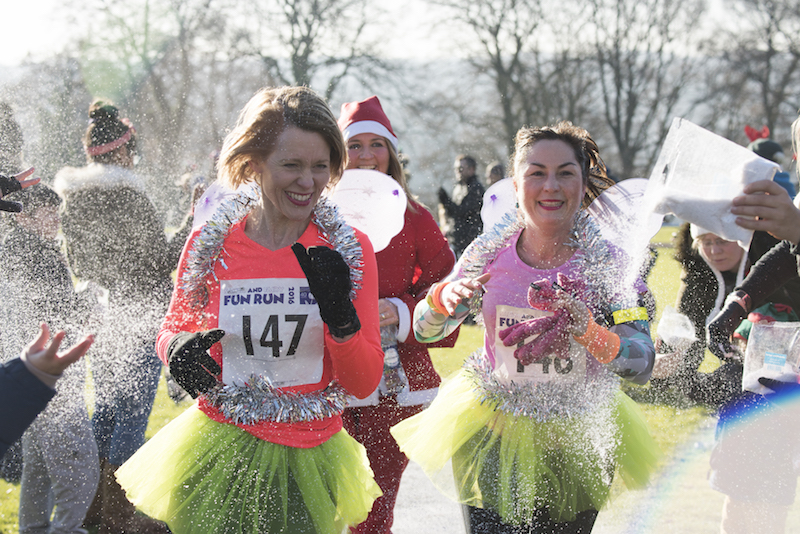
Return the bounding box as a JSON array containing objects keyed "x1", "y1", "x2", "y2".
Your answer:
[{"x1": 218, "y1": 278, "x2": 324, "y2": 388}]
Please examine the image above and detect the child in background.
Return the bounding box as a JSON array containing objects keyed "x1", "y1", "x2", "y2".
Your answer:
[{"x1": 0, "y1": 184, "x2": 99, "y2": 534}]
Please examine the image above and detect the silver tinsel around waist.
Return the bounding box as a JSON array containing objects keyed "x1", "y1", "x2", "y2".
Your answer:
[
  {"x1": 203, "y1": 375, "x2": 349, "y2": 426},
  {"x1": 464, "y1": 350, "x2": 618, "y2": 422}
]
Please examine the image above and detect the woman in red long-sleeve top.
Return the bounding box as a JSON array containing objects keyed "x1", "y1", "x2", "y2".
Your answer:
[
  {"x1": 337, "y1": 95, "x2": 458, "y2": 534},
  {"x1": 115, "y1": 86, "x2": 384, "y2": 534}
]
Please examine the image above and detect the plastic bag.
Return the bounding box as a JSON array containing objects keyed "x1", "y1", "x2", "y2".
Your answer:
[
  {"x1": 656, "y1": 305, "x2": 696, "y2": 353},
  {"x1": 742, "y1": 322, "x2": 800, "y2": 394},
  {"x1": 644, "y1": 118, "x2": 779, "y2": 248},
  {"x1": 652, "y1": 306, "x2": 697, "y2": 379}
]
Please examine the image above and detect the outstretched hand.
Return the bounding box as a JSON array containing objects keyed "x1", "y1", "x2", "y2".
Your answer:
[
  {"x1": 0, "y1": 167, "x2": 40, "y2": 213},
  {"x1": 438, "y1": 273, "x2": 491, "y2": 316},
  {"x1": 25, "y1": 323, "x2": 94, "y2": 376}
]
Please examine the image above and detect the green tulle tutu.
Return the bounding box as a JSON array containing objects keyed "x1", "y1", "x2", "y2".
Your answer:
[
  {"x1": 390, "y1": 368, "x2": 659, "y2": 524},
  {"x1": 116, "y1": 406, "x2": 381, "y2": 534}
]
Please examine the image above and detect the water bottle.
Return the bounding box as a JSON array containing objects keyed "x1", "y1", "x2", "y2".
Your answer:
[{"x1": 380, "y1": 324, "x2": 407, "y2": 395}]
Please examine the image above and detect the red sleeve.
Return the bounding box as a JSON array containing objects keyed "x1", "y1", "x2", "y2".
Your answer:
[
  {"x1": 156, "y1": 229, "x2": 205, "y2": 364},
  {"x1": 401, "y1": 205, "x2": 459, "y2": 350},
  {"x1": 326, "y1": 230, "x2": 383, "y2": 398},
  {"x1": 408, "y1": 204, "x2": 456, "y2": 299}
]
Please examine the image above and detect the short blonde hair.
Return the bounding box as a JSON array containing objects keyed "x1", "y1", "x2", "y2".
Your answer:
[{"x1": 217, "y1": 86, "x2": 346, "y2": 189}]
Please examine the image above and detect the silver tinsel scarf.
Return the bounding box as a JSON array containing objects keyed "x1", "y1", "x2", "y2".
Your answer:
[
  {"x1": 459, "y1": 209, "x2": 524, "y2": 324},
  {"x1": 179, "y1": 184, "x2": 365, "y2": 424},
  {"x1": 180, "y1": 185, "x2": 363, "y2": 308},
  {"x1": 458, "y1": 209, "x2": 637, "y2": 323},
  {"x1": 458, "y1": 209, "x2": 638, "y2": 421}
]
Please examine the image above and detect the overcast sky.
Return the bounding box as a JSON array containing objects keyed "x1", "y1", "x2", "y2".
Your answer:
[
  {"x1": 0, "y1": 0, "x2": 451, "y2": 67},
  {"x1": 1, "y1": 0, "x2": 65, "y2": 66}
]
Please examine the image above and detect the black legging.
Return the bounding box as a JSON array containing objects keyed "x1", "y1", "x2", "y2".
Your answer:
[{"x1": 462, "y1": 505, "x2": 599, "y2": 534}]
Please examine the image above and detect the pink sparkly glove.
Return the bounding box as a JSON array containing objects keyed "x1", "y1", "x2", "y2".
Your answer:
[
  {"x1": 527, "y1": 273, "x2": 588, "y2": 311},
  {"x1": 499, "y1": 308, "x2": 573, "y2": 365}
]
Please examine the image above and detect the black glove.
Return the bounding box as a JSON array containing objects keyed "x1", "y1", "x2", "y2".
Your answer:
[
  {"x1": 0, "y1": 173, "x2": 23, "y2": 213},
  {"x1": 437, "y1": 187, "x2": 449, "y2": 205},
  {"x1": 167, "y1": 329, "x2": 224, "y2": 398},
  {"x1": 291, "y1": 243, "x2": 360, "y2": 338},
  {"x1": 707, "y1": 292, "x2": 749, "y2": 359}
]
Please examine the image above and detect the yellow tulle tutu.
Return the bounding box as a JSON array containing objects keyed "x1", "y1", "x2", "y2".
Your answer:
[
  {"x1": 116, "y1": 405, "x2": 381, "y2": 534},
  {"x1": 391, "y1": 368, "x2": 659, "y2": 524}
]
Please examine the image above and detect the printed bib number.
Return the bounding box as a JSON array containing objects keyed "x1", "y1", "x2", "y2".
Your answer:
[
  {"x1": 218, "y1": 278, "x2": 324, "y2": 387},
  {"x1": 494, "y1": 305, "x2": 587, "y2": 384}
]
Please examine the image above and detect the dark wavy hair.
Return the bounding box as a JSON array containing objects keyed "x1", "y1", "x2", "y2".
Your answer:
[{"x1": 510, "y1": 121, "x2": 613, "y2": 208}]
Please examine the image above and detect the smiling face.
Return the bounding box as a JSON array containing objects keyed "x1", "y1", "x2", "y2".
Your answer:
[
  {"x1": 346, "y1": 133, "x2": 390, "y2": 174},
  {"x1": 249, "y1": 125, "x2": 331, "y2": 229},
  {"x1": 514, "y1": 139, "x2": 586, "y2": 235},
  {"x1": 696, "y1": 233, "x2": 744, "y2": 273}
]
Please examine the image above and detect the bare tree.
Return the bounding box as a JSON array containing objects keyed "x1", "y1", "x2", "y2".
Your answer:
[
  {"x1": 704, "y1": 0, "x2": 800, "y2": 143},
  {"x1": 242, "y1": 0, "x2": 391, "y2": 100},
  {"x1": 586, "y1": 0, "x2": 707, "y2": 178},
  {"x1": 428, "y1": 0, "x2": 597, "y2": 151},
  {"x1": 71, "y1": 0, "x2": 238, "y2": 183}
]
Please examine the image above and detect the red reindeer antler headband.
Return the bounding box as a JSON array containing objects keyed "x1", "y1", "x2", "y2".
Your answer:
[{"x1": 744, "y1": 124, "x2": 770, "y2": 142}]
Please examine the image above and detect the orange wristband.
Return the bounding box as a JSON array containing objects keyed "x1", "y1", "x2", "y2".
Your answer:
[
  {"x1": 573, "y1": 320, "x2": 621, "y2": 364},
  {"x1": 426, "y1": 282, "x2": 449, "y2": 316}
]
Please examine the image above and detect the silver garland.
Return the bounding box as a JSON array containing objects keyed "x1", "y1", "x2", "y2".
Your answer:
[
  {"x1": 565, "y1": 211, "x2": 638, "y2": 315},
  {"x1": 204, "y1": 376, "x2": 349, "y2": 425},
  {"x1": 179, "y1": 184, "x2": 364, "y2": 424},
  {"x1": 458, "y1": 209, "x2": 524, "y2": 323},
  {"x1": 459, "y1": 210, "x2": 638, "y2": 421},
  {"x1": 457, "y1": 209, "x2": 636, "y2": 323},
  {"x1": 310, "y1": 198, "x2": 364, "y2": 301},
  {"x1": 464, "y1": 350, "x2": 619, "y2": 422},
  {"x1": 180, "y1": 185, "x2": 363, "y2": 308}
]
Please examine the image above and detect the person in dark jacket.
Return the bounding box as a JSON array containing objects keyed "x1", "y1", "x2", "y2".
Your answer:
[
  {"x1": 53, "y1": 100, "x2": 189, "y2": 534},
  {"x1": 1, "y1": 183, "x2": 100, "y2": 534},
  {"x1": 654, "y1": 222, "x2": 800, "y2": 533},
  {"x1": 0, "y1": 171, "x2": 91, "y2": 460},
  {"x1": 438, "y1": 154, "x2": 485, "y2": 258},
  {"x1": 653, "y1": 222, "x2": 800, "y2": 405}
]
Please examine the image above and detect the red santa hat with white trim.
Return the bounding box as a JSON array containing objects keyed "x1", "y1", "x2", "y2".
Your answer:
[{"x1": 337, "y1": 96, "x2": 398, "y2": 151}]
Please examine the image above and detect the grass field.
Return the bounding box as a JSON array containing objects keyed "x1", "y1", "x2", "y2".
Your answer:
[{"x1": 0, "y1": 223, "x2": 731, "y2": 533}]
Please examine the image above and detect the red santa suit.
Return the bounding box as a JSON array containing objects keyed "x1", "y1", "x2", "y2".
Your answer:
[{"x1": 342, "y1": 200, "x2": 457, "y2": 533}]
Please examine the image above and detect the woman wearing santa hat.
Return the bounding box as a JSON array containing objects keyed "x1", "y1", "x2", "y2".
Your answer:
[{"x1": 337, "y1": 96, "x2": 458, "y2": 534}]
